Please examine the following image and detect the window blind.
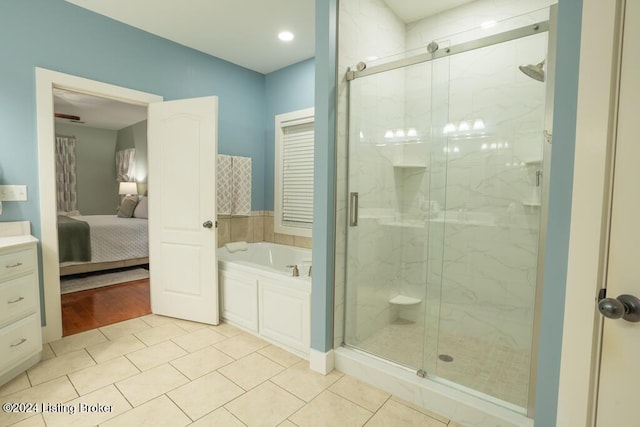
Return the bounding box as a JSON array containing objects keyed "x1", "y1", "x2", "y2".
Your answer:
[{"x1": 282, "y1": 122, "x2": 314, "y2": 228}]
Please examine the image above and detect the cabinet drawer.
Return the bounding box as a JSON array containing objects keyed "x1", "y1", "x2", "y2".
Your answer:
[
  {"x1": 0, "y1": 248, "x2": 35, "y2": 282},
  {"x1": 0, "y1": 314, "x2": 41, "y2": 370},
  {"x1": 0, "y1": 274, "x2": 38, "y2": 327}
]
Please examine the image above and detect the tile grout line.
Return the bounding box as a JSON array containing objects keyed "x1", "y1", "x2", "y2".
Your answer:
[
  {"x1": 255, "y1": 349, "x2": 301, "y2": 370},
  {"x1": 112, "y1": 382, "x2": 135, "y2": 410},
  {"x1": 223, "y1": 406, "x2": 249, "y2": 427},
  {"x1": 362, "y1": 394, "x2": 394, "y2": 426},
  {"x1": 388, "y1": 395, "x2": 451, "y2": 424},
  {"x1": 163, "y1": 392, "x2": 197, "y2": 424},
  {"x1": 324, "y1": 387, "x2": 380, "y2": 420},
  {"x1": 282, "y1": 380, "x2": 328, "y2": 422}
]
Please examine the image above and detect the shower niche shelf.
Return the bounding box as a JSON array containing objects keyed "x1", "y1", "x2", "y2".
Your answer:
[
  {"x1": 392, "y1": 162, "x2": 427, "y2": 169},
  {"x1": 523, "y1": 159, "x2": 542, "y2": 166},
  {"x1": 389, "y1": 295, "x2": 422, "y2": 306}
]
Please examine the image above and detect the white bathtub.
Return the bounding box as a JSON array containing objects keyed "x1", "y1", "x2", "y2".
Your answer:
[
  {"x1": 217, "y1": 242, "x2": 311, "y2": 357},
  {"x1": 218, "y1": 242, "x2": 312, "y2": 278}
]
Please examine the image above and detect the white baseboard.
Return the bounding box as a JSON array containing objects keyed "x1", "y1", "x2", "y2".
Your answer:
[{"x1": 309, "y1": 348, "x2": 335, "y2": 374}]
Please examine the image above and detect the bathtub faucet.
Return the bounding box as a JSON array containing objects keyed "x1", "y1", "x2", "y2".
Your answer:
[{"x1": 287, "y1": 264, "x2": 299, "y2": 277}]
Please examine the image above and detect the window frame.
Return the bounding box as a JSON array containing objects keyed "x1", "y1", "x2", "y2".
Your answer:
[{"x1": 274, "y1": 107, "x2": 315, "y2": 238}]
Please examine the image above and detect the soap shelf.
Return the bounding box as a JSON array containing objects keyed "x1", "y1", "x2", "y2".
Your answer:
[
  {"x1": 392, "y1": 162, "x2": 427, "y2": 169},
  {"x1": 522, "y1": 200, "x2": 541, "y2": 207},
  {"x1": 389, "y1": 295, "x2": 422, "y2": 305}
]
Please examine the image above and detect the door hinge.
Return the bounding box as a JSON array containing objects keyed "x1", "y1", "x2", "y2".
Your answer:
[{"x1": 215, "y1": 220, "x2": 218, "y2": 229}]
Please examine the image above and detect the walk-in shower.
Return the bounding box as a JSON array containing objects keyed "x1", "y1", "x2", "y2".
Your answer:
[{"x1": 336, "y1": 3, "x2": 556, "y2": 423}]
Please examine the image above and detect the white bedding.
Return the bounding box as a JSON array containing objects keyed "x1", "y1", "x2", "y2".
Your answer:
[{"x1": 60, "y1": 215, "x2": 148, "y2": 266}]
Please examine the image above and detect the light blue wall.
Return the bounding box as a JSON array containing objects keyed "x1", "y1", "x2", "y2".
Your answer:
[
  {"x1": 534, "y1": 0, "x2": 583, "y2": 424},
  {"x1": 264, "y1": 59, "x2": 315, "y2": 210},
  {"x1": 311, "y1": 0, "x2": 337, "y2": 352},
  {"x1": 0, "y1": 0, "x2": 266, "y2": 235}
]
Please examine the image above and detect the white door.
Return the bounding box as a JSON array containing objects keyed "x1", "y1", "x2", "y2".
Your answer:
[
  {"x1": 596, "y1": 1, "x2": 640, "y2": 423},
  {"x1": 148, "y1": 96, "x2": 219, "y2": 325}
]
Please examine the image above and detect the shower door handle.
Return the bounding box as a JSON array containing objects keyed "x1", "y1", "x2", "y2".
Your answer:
[{"x1": 349, "y1": 192, "x2": 359, "y2": 227}]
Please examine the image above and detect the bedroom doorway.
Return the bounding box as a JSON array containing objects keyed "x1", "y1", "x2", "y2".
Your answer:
[
  {"x1": 37, "y1": 69, "x2": 220, "y2": 343},
  {"x1": 53, "y1": 86, "x2": 152, "y2": 336},
  {"x1": 36, "y1": 68, "x2": 163, "y2": 343}
]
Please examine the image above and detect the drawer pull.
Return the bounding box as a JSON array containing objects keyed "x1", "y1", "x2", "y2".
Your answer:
[
  {"x1": 7, "y1": 296, "x2": 25, "y2": 304},
  {"x1": 10, "y1": 338, "x2": 27, "y2": 347},
  {"x1": 6, "y1": 262, "x2": 23, "y2": 269}
]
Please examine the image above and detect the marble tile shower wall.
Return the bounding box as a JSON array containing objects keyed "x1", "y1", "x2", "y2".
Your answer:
[
  {"x1": 337, "y1": 0, "x2": 555, "y2": 368},
  {"x1": 217, "y1": 212, "x2": 312, "y2": 249},
  {"x1": 338, "y1": 0, "x2": 407, "y2": 346},
  {"x1": 403, "y1": 2, "x2": 552, "y2": 358}
]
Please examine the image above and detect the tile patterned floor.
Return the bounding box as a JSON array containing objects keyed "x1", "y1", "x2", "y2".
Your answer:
[{"x1": 0, "y1": 315, "x2": 460, "y2": 427}]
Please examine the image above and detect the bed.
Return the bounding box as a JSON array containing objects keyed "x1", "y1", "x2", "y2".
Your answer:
[{"x1": 58, "y1": 214, "x2": 149, "y2": 276}]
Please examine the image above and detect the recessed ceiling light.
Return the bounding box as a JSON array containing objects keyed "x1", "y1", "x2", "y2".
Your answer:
[{"x1": 278, "y1": 31, "x2": 294, "y2": 42}]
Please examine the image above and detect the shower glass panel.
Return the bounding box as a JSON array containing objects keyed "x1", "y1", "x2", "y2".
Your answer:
[
  {"x1": 429, "y1": 27, "x2": 547, "y2": 409},
  {"x1": 344, "y1": 57, "x2": 448, "y2": 369},
  {"x1": 344, "y1": 9, "x2": 549, "y2": 411}
]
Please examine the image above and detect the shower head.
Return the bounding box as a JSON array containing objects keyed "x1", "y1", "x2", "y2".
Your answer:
[{"x1": 519, "y1": 60, "x2": 545, "y2": 82}]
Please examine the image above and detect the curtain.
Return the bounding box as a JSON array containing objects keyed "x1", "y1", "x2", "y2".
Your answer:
[
  {"x1": 115, "y1": 148, "x2": 136, "y2": 182},
  {"x1": 55, "y1": 136, "x2": 78, "y2": 212}
]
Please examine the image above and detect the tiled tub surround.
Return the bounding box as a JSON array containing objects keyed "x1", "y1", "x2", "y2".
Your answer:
[
  {"x1": 217, "y1": 211, "x2": 312, "y2": 249},
  {"x1": 337, "y1": 0, "x2": 554, "y2": 418},
  {"x1": 0, "y1": 315, "x2": 461, "y2": 427}
]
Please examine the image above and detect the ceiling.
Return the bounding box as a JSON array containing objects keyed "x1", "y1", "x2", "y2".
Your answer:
[
  {"x1": 58, "y1": 0, "x2": 474, "y2": 129},
  {"x1": 65, "y1": 0, "x2": 474, "y2": 75},
  {"x1": 54, "y1": 88, "x2": 147, "y2": 130},
  {"x1": 65, "y1": 0, "x2": 315, "y2": 75}
]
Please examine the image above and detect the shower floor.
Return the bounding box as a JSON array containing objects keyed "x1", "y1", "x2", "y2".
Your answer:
[{"x1": 356, "y1": 320, "x2": 530, "y2": 408}]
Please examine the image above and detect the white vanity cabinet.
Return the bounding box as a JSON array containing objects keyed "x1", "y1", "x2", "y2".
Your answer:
[{"x1": 0, "y1": 235, "x2": 42, "y2": 387}]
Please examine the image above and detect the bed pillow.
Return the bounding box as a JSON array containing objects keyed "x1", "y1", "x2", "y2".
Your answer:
[
  {"x1": 133, "y1": 196, "x2": 148, "y2": 219},
  {"x1": 117, "y1": 196, "x2": 138, "y2": 218}
]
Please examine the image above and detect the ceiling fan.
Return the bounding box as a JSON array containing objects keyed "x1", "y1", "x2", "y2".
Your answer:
[{"x1": 54, "y1": 112, "x2": 84, "y2": 123}]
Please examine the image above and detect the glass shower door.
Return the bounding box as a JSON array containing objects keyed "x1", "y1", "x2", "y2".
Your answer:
[
  {"x1": 342, "y1": 6, "x2": 552, "y2": 415},
  {"x1": 344, "y1": 58, "x2": 447, "y2": 371},
  {"x1": 426, "y1": 28, "x2": 548, "y2": 409}
]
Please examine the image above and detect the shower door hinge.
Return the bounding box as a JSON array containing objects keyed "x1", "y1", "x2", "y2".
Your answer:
[{"x1": 346, "y1": 70, "x2": 355, "y2": 81}]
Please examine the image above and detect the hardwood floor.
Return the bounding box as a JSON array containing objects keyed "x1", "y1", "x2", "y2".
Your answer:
[{"x1": 61, "y1": 279, "x2": 151, "y2": 336}]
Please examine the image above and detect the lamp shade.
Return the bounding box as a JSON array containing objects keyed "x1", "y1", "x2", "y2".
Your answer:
[{"x1": 119, "y1": 182, "x2": 137, "y2": 195}]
